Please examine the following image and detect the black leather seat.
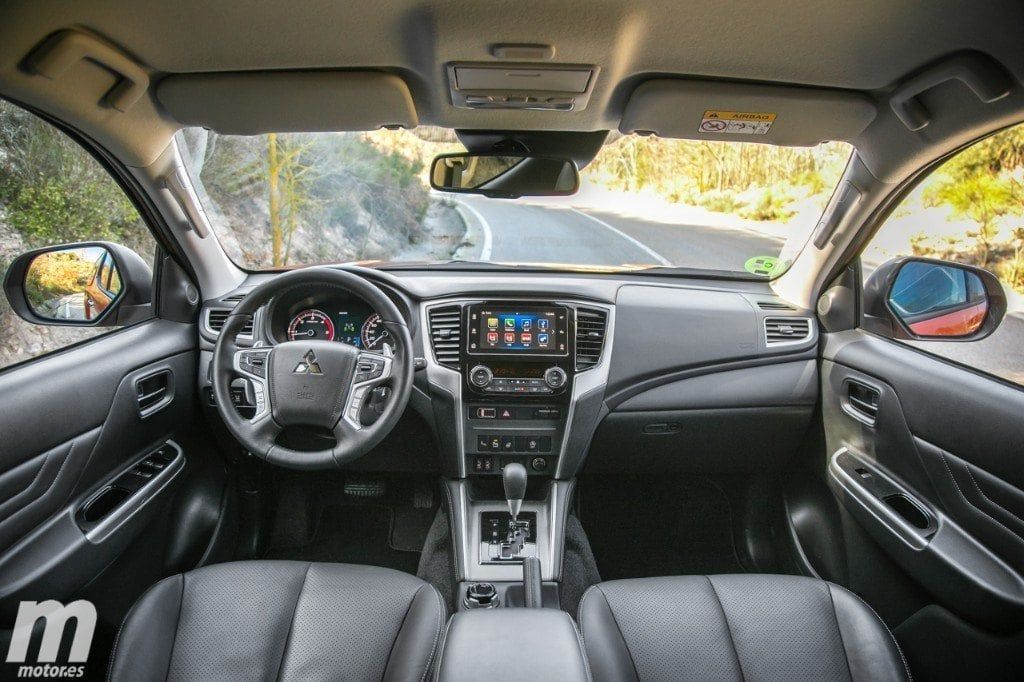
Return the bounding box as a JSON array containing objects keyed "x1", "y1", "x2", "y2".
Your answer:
[
  {"x1": 108, "y1": 561, "x2": 446, "y2": 682},
  {"x1": 578, "y1": 574, "x2": 910, "y2": 682}
]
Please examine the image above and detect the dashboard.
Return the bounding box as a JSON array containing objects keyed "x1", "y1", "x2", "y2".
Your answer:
[{"x1": 199, "y1": 267, "x2": 819, "y2": 481}]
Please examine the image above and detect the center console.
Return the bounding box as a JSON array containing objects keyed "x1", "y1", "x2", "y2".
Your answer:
[
  {"x1": 422, "y1": 297, "x2": 613, "y2": 602},
  {"x1": 462, "y1": 302, "x2": 577, "y2": 478}
]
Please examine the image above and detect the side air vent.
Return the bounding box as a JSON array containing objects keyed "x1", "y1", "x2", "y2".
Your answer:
[
  {"x1": 428, "y1": 305, "x2": 462, "y2": 369},
  {"x1": 575, "y1": 307, "x2": 608, "y2": 371},
  {"x1": 764, "y1": 317, "x2": 812, "y2": 344},
  {"x1": 203, "y1": 305, "x2": 251, "y2": 333},
  {"x1": 757, "y1": 300, "x2": 796, "y2": 311}
]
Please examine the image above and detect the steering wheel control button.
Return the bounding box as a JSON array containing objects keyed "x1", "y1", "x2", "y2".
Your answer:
[
  {"x1": 238, "y1": 350, "x2": 270, "y2": 378},
  {"x1": 354, "y1": 355, "x2": 386, "y2": 383}
]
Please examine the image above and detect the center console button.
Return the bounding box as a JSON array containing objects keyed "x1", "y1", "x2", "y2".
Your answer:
[{"x1": 469, "y1": 365, "x2": 492, "y2": 388}]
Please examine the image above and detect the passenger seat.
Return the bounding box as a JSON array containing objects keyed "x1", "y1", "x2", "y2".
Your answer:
[{"x1": 578, "y1": 574, "x2": 910, "y2": 681}]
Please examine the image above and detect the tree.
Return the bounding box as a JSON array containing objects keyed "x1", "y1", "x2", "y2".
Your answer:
[
  {"x1": 924, "y1": 165, "x2": 1020, "y2": 267},
  {"x1": 265, "y1": 133, "x2": 316, "y2": 267}
]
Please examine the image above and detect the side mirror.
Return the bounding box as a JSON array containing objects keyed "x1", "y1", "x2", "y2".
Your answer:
[
  {"x1": 863, "y1": 257, "x2": 1006, "y2": 341},
  {"x1": 3, "y1": 242, "x2": 152, "y2": 327},
  {"x1": 429, "y1": 152, "x2": 579, "y2": 198}
]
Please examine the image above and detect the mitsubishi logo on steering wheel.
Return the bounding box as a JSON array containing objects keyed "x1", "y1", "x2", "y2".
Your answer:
[{"x1": 293, "y1": 350, "x2": 323, "y2": 375}]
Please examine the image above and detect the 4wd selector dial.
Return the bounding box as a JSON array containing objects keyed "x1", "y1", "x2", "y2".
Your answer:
[
  {"x1": 469, "y1": 365, "x2": 493, "y2": 388},
  {"x1": 544, "y1": 366, "x2": 568, "y2": 389}
]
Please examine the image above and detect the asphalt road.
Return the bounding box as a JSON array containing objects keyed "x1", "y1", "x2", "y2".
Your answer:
[
  {"x1": 454, "y1": 195, "x2": 1023, "y2": 385},
  {"x1": 455, "y1": 195, "x2": 781, "y2": 271}
]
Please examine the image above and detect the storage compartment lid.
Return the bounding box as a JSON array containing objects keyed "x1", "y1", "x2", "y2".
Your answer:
[{"x1": 448, "y1": 63, "x2": 598, "y2": 111}]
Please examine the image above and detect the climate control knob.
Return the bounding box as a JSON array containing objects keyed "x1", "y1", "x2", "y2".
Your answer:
[
  {"x1": 543, "y1": 366, "x2": 568, "y2": 389},
  {"x1": 469, "y1": 365, "x2": 493, "y2": 388}
]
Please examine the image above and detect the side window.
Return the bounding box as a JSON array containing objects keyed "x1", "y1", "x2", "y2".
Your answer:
[
  {"x1": 0, "y1": 99, "x2": 156, "y2": 370},
  {"x1": 861, "y1": 123, "x2": 1024, "y2": 386}
]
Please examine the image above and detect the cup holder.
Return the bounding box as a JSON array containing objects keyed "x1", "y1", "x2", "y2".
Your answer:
[{"x1": 81, "y1": 486, "x2": 132, "y2": 523}]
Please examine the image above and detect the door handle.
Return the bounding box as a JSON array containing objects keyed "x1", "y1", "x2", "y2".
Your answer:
[
  {"x1": 844, "y1": 379, "x2": 880, "y2": 424},
  {"x1": 135, "y1": 369, "x2": 173, "y2": 418}
]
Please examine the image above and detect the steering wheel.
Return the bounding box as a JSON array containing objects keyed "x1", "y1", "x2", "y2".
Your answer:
[{"x1": 211, "y1": 267, "x2": 414, "y2": 470}]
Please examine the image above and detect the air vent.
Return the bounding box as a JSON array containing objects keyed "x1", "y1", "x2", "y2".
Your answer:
[
  {"x1": 764, "y1": 317, "x2": 812, "y2": 344},
  {"x1": 222, "y1": 293, "x2": 246, "y2": 303},
  {"x1": 428, "y1": 305, "x2": 462, "y2": 369},
  {"x1": 757, "y1": 300, "x2": 796, "y2": 311},
  {"x1": 575, "y1": 307, "x2": 608, "y2": 371},
  {"x1": 206, "y1": 308, "x2": 253, "y2": 336}
]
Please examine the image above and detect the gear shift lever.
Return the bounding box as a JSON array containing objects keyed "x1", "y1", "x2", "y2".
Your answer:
[{"x1": 502, "y1": 462, "x2": 527, "y2": 521}]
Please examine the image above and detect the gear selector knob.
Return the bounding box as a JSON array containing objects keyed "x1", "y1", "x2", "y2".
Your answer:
[{"x1": 503, "y1": 462, "x2": 527, "y2": 520}]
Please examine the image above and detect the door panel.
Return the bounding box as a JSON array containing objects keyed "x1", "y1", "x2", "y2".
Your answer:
[
  {"x1": 0, "y1": 318, "x2": 198, "y2": 617},
  {"x1": 820, "y1": 329, "x2": 1024, "y2": 631}
]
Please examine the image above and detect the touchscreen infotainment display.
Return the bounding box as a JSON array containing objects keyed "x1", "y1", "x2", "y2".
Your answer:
[{"x1": 468, "y1": 305, "x2": 569, "y2": 355}]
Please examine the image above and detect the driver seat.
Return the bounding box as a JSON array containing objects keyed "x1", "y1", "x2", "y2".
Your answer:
[{"x1": 108, "y1": 560, "x2": 446, "y2": 681}]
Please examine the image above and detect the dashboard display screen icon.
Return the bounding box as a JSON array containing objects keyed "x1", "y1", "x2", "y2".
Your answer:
[{"x1": 470, "y1": 305, "x2": 568, "y2": 356}]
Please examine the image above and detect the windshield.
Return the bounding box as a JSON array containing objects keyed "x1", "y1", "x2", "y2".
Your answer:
[{"x1": 175, "y1": 128, "x2": 851, "y2": 276}]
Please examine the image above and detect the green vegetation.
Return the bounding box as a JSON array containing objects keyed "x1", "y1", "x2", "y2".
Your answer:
[
  {"x1": 0, "y1": 101, "x2": 152, "y2": 265},
  {"x1": 583, "y1": 135, "x2": 849, "y2": 215},
  {"x1": 913, "y1": 125, "x2": 1024, "y2": 292},
  {"x1": 23, "y1": 249, "x2": 95, "y2": 309},
  {"x1": 182, "y1": 127, "x2": 460, "y2": 268}
]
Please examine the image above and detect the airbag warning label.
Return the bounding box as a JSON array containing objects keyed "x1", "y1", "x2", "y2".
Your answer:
[{"x1": 699, "y1": 110, "x2": 776, "y2": 135}]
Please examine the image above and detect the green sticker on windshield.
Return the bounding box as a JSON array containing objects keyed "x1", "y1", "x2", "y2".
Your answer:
[{"x1": 744, "y1": 256, "x2": 781, "y2": 276}]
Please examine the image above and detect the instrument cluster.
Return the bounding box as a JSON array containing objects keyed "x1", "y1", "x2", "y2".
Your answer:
[{"x1": 270, "y1": 294, "x2": 390, "y2": 352}]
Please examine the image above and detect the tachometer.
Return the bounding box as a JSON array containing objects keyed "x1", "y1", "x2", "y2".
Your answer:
[
  {"x1": 287, "y1": 309, "x2": 335, "y2": 342},
  {"x1": 360, "y1": 313, "x2": 390, "y2": 351}
]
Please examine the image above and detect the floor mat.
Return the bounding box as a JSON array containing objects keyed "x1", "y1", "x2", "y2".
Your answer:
[
  {"x1": 578, "y1": 475, "x2": 744, "y2": 580},
  {"x1": 264, "y1": 505, "x2": 420, "y2": 575}
]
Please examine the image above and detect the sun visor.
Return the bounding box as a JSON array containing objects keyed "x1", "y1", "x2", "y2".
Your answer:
[
  {"x1": 157, "y1": 71, "x2": 418, "y2": 133},
  {"x1": 620, "y1": 79, "x2": 877, "y2": 146}
]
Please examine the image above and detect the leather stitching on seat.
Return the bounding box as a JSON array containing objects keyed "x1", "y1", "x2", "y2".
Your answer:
[
  {"x1": 273, "y1": 561, "x2": 313, "y2": 681},
  {"x1": 432, "y1": 616, "x2": 453, "y2": 682},
  {"x1": 418, "y1": 586, "x2": 445, "y2": 682},
  {"x1": 824, "y1": 582, "x2": 855, "y2": 681},
  {"x1": 831, "y1": 583, "x2": 912, "y2": 681},
  {"x1": 940, "y1": 453, "x2": 1024, "y2": 542},
  {"x1": 591, "y1": 585, "x2": 641, "y2": 681},
  {"x1": 705, "y1": 576, "x2": 746, "y2": 682},
  {"x1": 569, "y1": 616, "x2": 594, "y2": 682},
  {"x1": 384, "y1": 582, "x2": 425, "y2": 679},
  {"x1": 576, "y1": 583, "x2": 599, "y2": 627}
]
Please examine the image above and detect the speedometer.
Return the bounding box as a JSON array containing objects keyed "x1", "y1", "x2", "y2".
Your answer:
[
  {"x1": 287, "y1": 309, "x2": 335, "y2": 342},
  {"x1": 360, "y1": 313, "x2": 390, "y2": 351}
]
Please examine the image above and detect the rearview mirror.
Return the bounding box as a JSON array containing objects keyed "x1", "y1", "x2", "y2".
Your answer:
[
  {"x1": 429, "y1": 153, "x2": 579, "y2": 198},
  {"x1": 3, "y1": 242, "x2": 153, "y2": 327},
  {"x1": 863, "y1": 257, "x2": 1006, "y2": 341}
]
